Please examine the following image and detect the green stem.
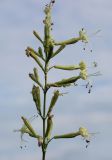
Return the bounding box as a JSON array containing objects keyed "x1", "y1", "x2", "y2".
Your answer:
[
  {"x1": 42, "y1": 63, "x2": 48, "y2": 160},
  {"x1": 42, "y1": 150, "x2": 46, "y2": 160}
]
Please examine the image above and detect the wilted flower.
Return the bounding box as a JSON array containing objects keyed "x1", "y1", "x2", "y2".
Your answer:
[
  {"x1": 14, "y1": 115, "x2": 37, "y2": 142},
  {"x1": 38, "y1": 136, "x2": 43, "y2": 147}
]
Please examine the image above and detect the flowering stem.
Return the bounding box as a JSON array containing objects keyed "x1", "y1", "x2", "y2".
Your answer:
[{"x1": 42, "y1": 62, "x2": 48, "y2": 160}]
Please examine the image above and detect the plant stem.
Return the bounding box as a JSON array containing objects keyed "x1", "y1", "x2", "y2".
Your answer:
[
  {"x1": 42, "y1": 149, "x2": 46, "y2": 160},
  {"x1": 42, "y1": 62, "x2": 48, "y2": 160}
]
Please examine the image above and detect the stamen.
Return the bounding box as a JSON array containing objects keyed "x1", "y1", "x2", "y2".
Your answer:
[{"x1": 88, "y1": 71, "x2": 102, "y2": 77}]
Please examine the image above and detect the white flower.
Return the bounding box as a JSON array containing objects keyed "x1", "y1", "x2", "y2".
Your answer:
[
  {"x1": 79, "y1": 127, "x2": 89, "y2": 138},
  {"x1": 79, "y1": 28, "x2": 89, "y2": 43},
  {"x1": 79, "y1": 61, "x2": 87, "y2": 70},
  {"x1": 79, "y1": 69, "x2": 88, "y2": 80}
]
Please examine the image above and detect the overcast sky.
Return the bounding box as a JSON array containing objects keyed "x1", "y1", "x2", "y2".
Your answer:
[{"x1": 0, "y1": 0, "x2": 112, "y2": 160}]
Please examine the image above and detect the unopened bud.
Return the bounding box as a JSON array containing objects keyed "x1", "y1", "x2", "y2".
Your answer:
[
  {"x1": 47, "y1": 90, "x2": 59, "y2": 115},
  {"x1": 32, "y1": 85, "x2": 41, "y2": 113},
  {"x1": 33, "y1": 68, "x2": 39, "y2": 81},
  {"x1": 45, "y1": 115, "x2": 53, "y2": 140}
]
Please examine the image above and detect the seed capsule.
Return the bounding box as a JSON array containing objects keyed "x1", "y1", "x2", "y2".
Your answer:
[{"x1": 45, "y1": 115, "x2": 53, "y2": 140}]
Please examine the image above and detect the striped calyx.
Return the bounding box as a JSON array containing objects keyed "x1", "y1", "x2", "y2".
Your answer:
[{"x1": 32, "y1": 85, "x2": 41, "y2": 113}]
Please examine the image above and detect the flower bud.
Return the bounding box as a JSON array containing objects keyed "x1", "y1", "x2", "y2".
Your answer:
[
  {"x1": 27, "y1": 47, "x2": 41, "y2": 59},
  {"x1": 47, "y1": 90, "x2": 59, "y2": 115},
  {"x1": 14, "y1": 115, "x2": 38, "y2": 141},
  {"x1": 29, "y1": 73, "x2": 36, "y2": 83},
  {"x1": 33, "y1": 68, "x2": 39, "y2": 81},
  {"x1": 45, "y1": 115, "x2": 53, "y2": 140},
  {"x1": 32, "y1": 85, "x2": 41, "y2": 113},
  {"x1": 38, "y1": 47, "x2": 43, "y2": 58},
  {"x1": 26, "y1": 48, "x2": 44, "y2": 72},
  {"x1": 33, "y1": 30, "x2": 43, "y2": 44},
  {"x1": 46, "y1": 44, "x2": 54, "y2": 62}
]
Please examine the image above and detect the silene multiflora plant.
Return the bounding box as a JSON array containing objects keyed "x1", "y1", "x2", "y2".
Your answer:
[{"x1": 15, "y1": 1, "x2": 101, "y2": 160}]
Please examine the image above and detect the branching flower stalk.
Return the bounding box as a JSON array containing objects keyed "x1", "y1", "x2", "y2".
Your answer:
[{"x1": 15, "y1": 1, "x2": 100, "y2": 160}]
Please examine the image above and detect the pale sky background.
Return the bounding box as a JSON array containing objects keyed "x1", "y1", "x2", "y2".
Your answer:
[{"x1": 0, "y1": 0, "x2": 112, "y2": 160}]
